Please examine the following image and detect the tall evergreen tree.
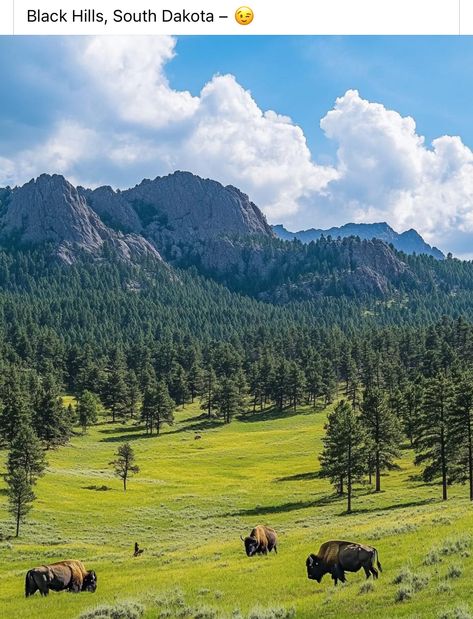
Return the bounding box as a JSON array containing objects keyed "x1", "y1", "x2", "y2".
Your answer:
[
  {"x1": 7, "y1": 424, "x2": 46, "y2": 485},
  {"x1": 287, "y1": 362, "x2": 306, "y2": 412},
  {"x1": 215, "y1": 377, "x2": 241, "y2": 424},
  {"x1": 141, "y1": 381, "x2": 175, "y2": 436},
  {"x1": 103, "y1": 348, "x2": 129, "y2": 422},
  {"x1": 361, "y1": 387, "x2": 402, "y2": 492},
  {"x1": 414, "y1": 374, "x2": 455, "y2": 500},
  {"x1": 77, "y1": 390, "x2": 100, "y2": 433},
  {"x1": 188, "y1": 362, "x2": 204, "y2": 403},
  {"x1": 7, "y1": 469, "x2": 35, "y2": 537},
  {"x1": 201, "y1": 366, "x2": 218, "y2": 418},
  {"x1": 319, "y1": 400, "x2": 368, "y2": 513},
  {"x1": 450, "y1": 373, "x2": 473, "y2": 500},
  {"x1": 34, "y1": 377, "x2": 71, "y2": 449},
  {"x1": 0, "y1": 369, "x2": 30, "y2": 445}
]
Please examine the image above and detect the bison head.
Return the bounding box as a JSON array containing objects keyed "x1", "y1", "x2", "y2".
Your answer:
[
  {"x1": 82, "y1": 570, "x2": 97, "y2": 592},
  {"x1": 306, "y1": 554, "x2": 324, "y2": 583},
  {"x1": 241, "y1": 535, "x2": 259, "y2": 557}
]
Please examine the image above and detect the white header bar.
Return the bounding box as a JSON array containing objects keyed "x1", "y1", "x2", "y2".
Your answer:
[{"x1": 0, "y1": 0, "x2": 469, "y2": 35}]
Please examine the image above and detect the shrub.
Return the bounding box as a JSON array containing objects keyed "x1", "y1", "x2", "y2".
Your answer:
[
  {"x1": 395, "y1": 585, "x2": 413, "y2": 603},
  {"x1": 425, "y1": 536, "x2": 471, "y2": 565},
  {"x1": 446, "y1": 565, "x2": 463, "y2": 579},
  {"x1": 437, "y1": 582, "x2": 453, "y2": 594},
  {"x1": 359, "y1": 581, "x2": 375, "y2": 594},
  {"x1": 393, "y1": 567, "x2": 428, "y2": 602},
  {"x1": 78, "y1": 601, "x2": 145, "y2": 619},
  {"x1": 437, "y1": 605, "x2": 473, "y2": 619},
  {"x1": 193, "y1": 607, "x2": 217, "y2": 619},
  {"x1": 247, "y1": 607, "x2": 296, "y2": 619}
]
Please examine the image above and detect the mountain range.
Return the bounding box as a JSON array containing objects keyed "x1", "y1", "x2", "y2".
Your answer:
[
  {"x1": 272, "y1": 223, "x2": 444, "y2": 260},
  {"x1": 0, "y1": 171, "x2": 462, "y2": 303}
]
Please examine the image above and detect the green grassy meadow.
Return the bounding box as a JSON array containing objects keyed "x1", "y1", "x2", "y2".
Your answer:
[{"x1": 1, "y1": 399, "x2": 473, "y2": 619}]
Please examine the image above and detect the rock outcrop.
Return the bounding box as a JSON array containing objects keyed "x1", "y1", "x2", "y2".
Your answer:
[{"x1": 0, "y1": 174, "x2": 161, "y2": 264}]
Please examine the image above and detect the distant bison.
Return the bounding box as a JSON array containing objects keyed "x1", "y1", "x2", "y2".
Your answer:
[
  {"x1": 25, "y1": 560, "x2": 97, "y2": 597},
  {"x1": 306, "y1": 540, "x2": 382, "y2": 585},
  {"x1": 241, "y1": 525, "x2": 278, "y2": 557}
]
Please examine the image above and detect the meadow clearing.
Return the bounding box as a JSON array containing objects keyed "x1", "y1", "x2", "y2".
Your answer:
[{"x1": 0, "y1": 399, "x2": 472, "y2": 619}]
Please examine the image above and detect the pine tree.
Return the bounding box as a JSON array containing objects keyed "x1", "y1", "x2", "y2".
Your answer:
[
  {"x1": 0, "y1": 369, "x2": 31, "y2": 445},
  {"x1": 450, "y1": 373, "x2": 473, "y2": 500},
  {"x1": 7, "y1": 424, "x2": 46, "y2": 485},
  {"x1": 7, "y1": 469, "x2": 35, "y2": 537},
  {"x1": 305, "y1": 356, "x2": 323, "y2": 409},
  {"x1": 287, "y1": 362, "x2": 306, "y2": 412},
  {"x1": 272, "y1": 359, "x2": 290, "y2": 411},
  {"x1": 170, "y1": 364, "x2": 189, "y2": 408},
  {"x1": 215, "y1": 377, "x2": 240, "y2": 424},
  {"x1": 321, "y1": 360, "x2": 337, "y2": 405},
  {"x1": 34, "y1": 377, "x2": 71, "y2": 449},
  {"x1": 201, "y1": 366, "x2": 218, "y2": 418},
  {"x1": 399, "y1": 381, "x2": 423, "y2": 448},
  {"x1": 361, "y1": 387, "x2": 402, "y2": 492},
  {"x1": 319, "y1": 400, "x2": 368, "y2": 513},
  {"x1": 77, "y1": 390, "x2": 100, "y2": 433},
  {"x1": 109, "y1": 442, "x2": 139, "y2": 491},
  {"x1": 188, "y1": 362, "x2": 204, "y2": 403},
  {"x1": 153, "y1": 381, "x2": 175, "y2": 435},
  {"x1": 414, "y1": 374, "x2": 455, "y2": 500},
  {"x1": 141, "y1": 381, "x2": 175, "y2": 436},
  {"x1": 103, "y1": 348, "x2": 129, "y2": 422},
  {"x1": 125, "y1": 371, "x2": 141, "y2": 420}
]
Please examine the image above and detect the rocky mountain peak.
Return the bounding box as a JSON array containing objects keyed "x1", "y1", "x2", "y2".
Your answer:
[{"x1": 0, "y1": 174, "x2": 161, "y2": 264}]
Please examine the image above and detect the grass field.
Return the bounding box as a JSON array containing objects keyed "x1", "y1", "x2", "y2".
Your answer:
[{"x1": 1, "y1": 399, "x2": 473, "y2": 619}]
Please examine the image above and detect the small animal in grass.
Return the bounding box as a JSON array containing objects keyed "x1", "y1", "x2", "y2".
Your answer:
[
  {"x1": 306, "y1": 540, "x2": 382, "y2": 586},
  {"x1": 194, "y1": 434, "x2": 202, "y2": 440},
  {"x1": 240, "y1": 525, "x2": 278, "y2": 556},
  {"x1": 133, "y1": 542, "x2": 144, "y2": 557}
]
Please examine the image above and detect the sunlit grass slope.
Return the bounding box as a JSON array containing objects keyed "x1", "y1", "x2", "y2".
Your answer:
[{"x1": 1, "y1": 401, "x2": 473, "y2": 619}]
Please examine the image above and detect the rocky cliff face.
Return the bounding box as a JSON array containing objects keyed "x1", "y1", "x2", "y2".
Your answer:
[
  {"x1": 0, "y1": 171, "x2": 429, "y2": 302},
  {"x1": 0, "y1": 174, "x2": 161, "y2": 264},
  {"x1": 273, "y1": 222, "x2": 444, "y2": 260}
]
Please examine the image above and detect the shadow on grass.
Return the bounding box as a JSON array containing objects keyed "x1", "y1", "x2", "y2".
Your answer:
[
  {"x1": 274, "y1": 471, "x2": 319, "y2": 483},
  {"x1": 223, "y1": 493, "x2": 342, "y2": 517},
  {"x1": 82, "y1": 484, "x2": 112, "y2": 491},
  {"x1": 237, "y1": 406, "x2": 318, "y2": 423},
  {"x1": 224, "y1": 495, "x2": 435, "y2": 518},
  {"x1": 99, "y1": 425, "x2": 147, "y2": 435},
  {"x1": 165, "y1": 414, "x2": 223, "y2": 435},
  {"x1": 100, "y1": 432, "x2": 156, "y2": 443},
  {"x1": 347, "y1": 497, "x2": 436, "y2": 516}
]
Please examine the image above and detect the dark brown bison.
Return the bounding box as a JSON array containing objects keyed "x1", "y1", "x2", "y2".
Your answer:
[
  {"x1": 306, "y1": 540, "x2": 382, "y2": 585},
  {"x1": 25, "y1": 560, "x2": 97, "y2": 597},
  {"x1": 241, "y1": 525, "x2": 278, "y2": 557}
]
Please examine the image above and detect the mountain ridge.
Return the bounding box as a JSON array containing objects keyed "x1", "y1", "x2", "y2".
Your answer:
[{"x1": 272, "y1": 222, "x2": 444, "y2": 260}]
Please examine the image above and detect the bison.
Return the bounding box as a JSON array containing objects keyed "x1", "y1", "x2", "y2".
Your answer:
[
  {"x1": 25, "y1": 560, "x2": 97, "y2": 597},
  {"x1": 241, "y1": 525, "x2": 278, "y2": 557},
  {"x1": 306, "y1": 540, "x2": 382, "y2": 585}
]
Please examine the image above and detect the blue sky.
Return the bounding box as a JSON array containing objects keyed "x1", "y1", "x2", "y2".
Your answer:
[{"x1": 0, "y1": 36, "x2": 472, "y2": 255}]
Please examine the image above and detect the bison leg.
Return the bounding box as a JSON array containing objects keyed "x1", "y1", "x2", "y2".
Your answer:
[
  {"x1": 25, "y1": 571, "x2": 38, "y2": 597},
  {"x1": 363, "y1": 566, "x2": 371, "y2": 579},
  {"x1": 69, "y1": 581, "x2": 81, "y2": 593},
  {"x1": 370, "y1": 566, "x2": 379, "y2": 579},
  {"x1": 274, "y1": 545, "x2": 278, "y2": 554}
]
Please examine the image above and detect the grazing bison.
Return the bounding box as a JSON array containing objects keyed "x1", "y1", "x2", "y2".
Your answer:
[
  {"x1": 25, "y1": 560, "x2": 97, "y2": 597},
  {"x1": 241, "y1": 525, "x2": 278, "y2": 557},
  {"x1": 306, "y1": 540, "x2": 382, "y2": 585}
]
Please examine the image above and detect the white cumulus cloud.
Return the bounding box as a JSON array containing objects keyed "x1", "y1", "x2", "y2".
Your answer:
[{"x1": 2, "y1": 39, "x2": 473, "y2": 255}]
